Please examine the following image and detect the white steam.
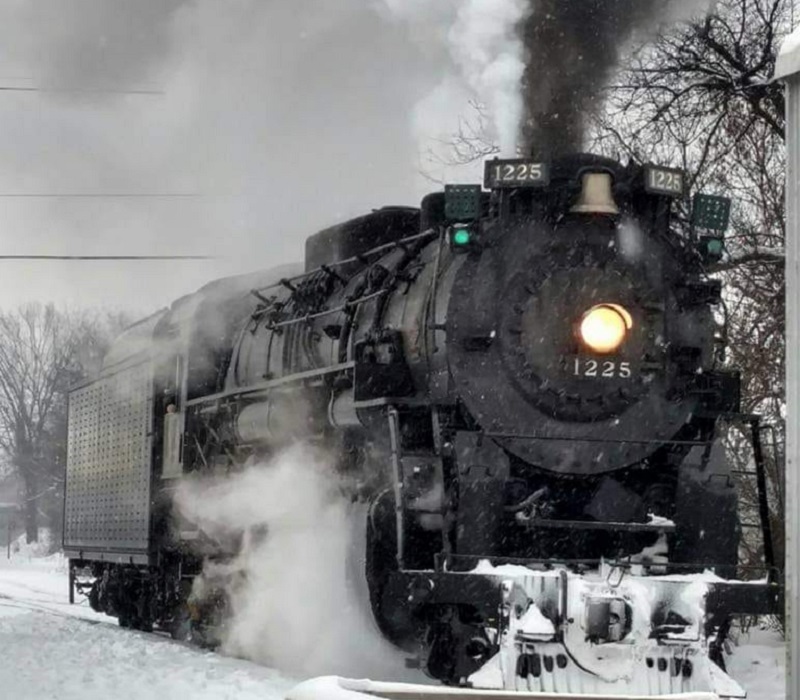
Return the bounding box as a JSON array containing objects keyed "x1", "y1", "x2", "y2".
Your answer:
[
  {"x1": 448, "y1": 0, "x2": 529, "y2": 156},
  {"x1": 175, "y1": 444, "x2": 415, "y2": 681},
  {"x1": 617, "y1": 218, "x2": 645, "y2": 262},
  {"x1": 382, "y1": 0, "x2": 529, "y2": 163}
]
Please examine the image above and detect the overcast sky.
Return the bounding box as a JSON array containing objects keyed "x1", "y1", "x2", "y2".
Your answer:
[{"x1": 0, "y1": 1, "x2": 485, "y2": 317}]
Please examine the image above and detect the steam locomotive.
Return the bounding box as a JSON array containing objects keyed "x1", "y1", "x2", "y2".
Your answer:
[{"x1": 64, "y1": 154, "x2": 780, "y2": 698}]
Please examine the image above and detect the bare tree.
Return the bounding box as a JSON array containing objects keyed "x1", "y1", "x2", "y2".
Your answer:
[
  {"x1": 417, "y1": 100, "x2": 500, "y2": 183},
  {"x1": 0, "y1": 305, "x2": 128, "y2": 543},
  {"x1": 590, "y1": 0, "x2": 791, "y2": 579},
  {"x1": 428, "y1": 0, "x2": 791, "y2": 583}
]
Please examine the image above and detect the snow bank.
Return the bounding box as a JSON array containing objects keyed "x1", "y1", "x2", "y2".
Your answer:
[
  {"x1": 9, "y1": 528, "x2": 55, "y2": 559},
  {"x1": 0, "y1": 611, "x2": 296, "y2": 700},
  {"x1": 726, "y1": 627, "x2": 787, "y2": 700},
  {"x1": 0, "y1": 554, "x2": 297, "y2": 700}
]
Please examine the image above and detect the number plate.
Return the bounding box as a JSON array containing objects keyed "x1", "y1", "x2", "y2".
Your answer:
[
  {"x1": 644, "y1": 165, "x2": 685, "y2": 197},
  {"x1": 484, "y1": 159, "x2": 550, "y2": 189},
  {"x1": 567, "y1": 357, "x2": 633, "y2": 379}
]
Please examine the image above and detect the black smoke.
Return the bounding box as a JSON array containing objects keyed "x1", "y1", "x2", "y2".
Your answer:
[{"x1": 520, "y1": 0, "x2": 697, "y2": 158}]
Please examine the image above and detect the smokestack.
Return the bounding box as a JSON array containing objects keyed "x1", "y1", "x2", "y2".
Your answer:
[{"x1": 519, "y1": 0, "x2": 707, "y2": 159}]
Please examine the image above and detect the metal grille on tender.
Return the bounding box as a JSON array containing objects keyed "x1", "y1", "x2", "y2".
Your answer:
[{"x1": 64, "y1": 363, "x2": 153, "y2": 552}]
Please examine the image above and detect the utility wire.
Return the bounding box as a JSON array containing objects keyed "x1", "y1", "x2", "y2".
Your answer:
[
  {"x1": 0, "y1": 193, "x2": 198, "y2": 198},
  {"x1": 0, "y1": 255, "x2": 213, "y2": 261},
  {"x1": 0, "y1": 85, "x2": 162, "y2": 95}
]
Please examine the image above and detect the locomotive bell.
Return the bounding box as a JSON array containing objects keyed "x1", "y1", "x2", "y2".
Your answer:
[{"x1": 570, "y1": 173, "x2": 619, "y2": 215}]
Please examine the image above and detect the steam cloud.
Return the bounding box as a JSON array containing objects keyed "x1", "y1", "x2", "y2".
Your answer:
[
  {"x1": 383, "y1": 0, "x2": 709, "y2": 168},
  {"x1": 520, "y1": 0, "x2": 710, "y2": 157},
  {"x1": 382, "y1": 0, "x2": 530, "y2": 160},
  {"x1": 447, "y1": 0, "x2": 530, "y2": 156},
  {"x1": 175, "y1": 445, "x2": 418, "y2": 681}
]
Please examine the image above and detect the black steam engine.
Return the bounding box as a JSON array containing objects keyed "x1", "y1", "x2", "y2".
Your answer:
[{"x1": 64, "y1": 155, "x2": 780, "y2": 697}]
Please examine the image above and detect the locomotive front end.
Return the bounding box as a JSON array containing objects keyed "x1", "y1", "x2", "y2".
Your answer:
[
  {"x1": 355, "y1": 155, "x2": 781, "y2": 697},
  {"x1": 446, "y1": 155, "x2": 718, "y2": 476}
]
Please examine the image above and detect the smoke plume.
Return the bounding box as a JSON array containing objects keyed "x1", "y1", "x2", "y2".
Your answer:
[
  {"x1": 175, "y1": 444, "x2": 418, "y2": 681},
  {"x1": 520, "y1": 0, "x2": 709, "y2": 157}
]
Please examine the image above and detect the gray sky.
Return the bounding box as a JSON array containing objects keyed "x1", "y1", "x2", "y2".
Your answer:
[{"x1": 0, "y1": 1, "x2": 472, "y2": 316}]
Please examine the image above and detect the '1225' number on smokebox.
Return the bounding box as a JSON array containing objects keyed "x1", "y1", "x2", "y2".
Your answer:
[{"x1": 574, "y1": 359, "x2": 632, "y2": 379}]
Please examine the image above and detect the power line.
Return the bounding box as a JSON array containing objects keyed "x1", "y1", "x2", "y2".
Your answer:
[
  {"x1": 0, "y1": 85, "x2": 163, "y2": 96},
  {"x1": 0, "y1": 255, "x2": 213, "y2": 261},
  {"x1": 0, "y1": 193, "x2": 198, "y2": 198}
]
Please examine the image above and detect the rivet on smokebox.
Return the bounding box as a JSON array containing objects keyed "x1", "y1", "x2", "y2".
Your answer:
[{"x1": 570, "y1": 173, "x2": 620, "y2": 215}]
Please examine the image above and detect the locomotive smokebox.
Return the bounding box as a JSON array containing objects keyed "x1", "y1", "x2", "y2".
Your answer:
[{"x1": 447, "y1": 154, "x2": 718, "y2": 475}]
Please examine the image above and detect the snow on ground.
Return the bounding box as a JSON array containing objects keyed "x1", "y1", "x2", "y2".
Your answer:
[
  {"x1": 726, "y1": 626, "x2": 787, "y2": 700},
  {"x1": 0, "y1": 553, "x2": 298, "y2": 700},
  {"x1": 0, "y1": 550, "x2": 788, "y2": 700}
]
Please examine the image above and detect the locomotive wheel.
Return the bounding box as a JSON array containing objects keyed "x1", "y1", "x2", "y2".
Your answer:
[
  {"x1": 365, "y1": 496, "x2": 402, "y2": 644},
  {"x1": 169, "y1": 608, "x2": 193, "y2": 641},
  {"x1": 709, "y1": 618, "x2": 732, "y2": 671},
  {"x1": 364, "y1": 492, "x2": 426, "y2": 649},
  {"x1": 87, "y1": 583, "x2": 100, "y2": 612},
  {"x1": 709, "y1": 643, "x2": 727, "y2": 672},
  {"x1": 135, "y1": 614, "x2": 154, "y2": 633}
]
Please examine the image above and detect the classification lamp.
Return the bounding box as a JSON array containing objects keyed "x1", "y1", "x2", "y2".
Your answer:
[
  {"x1": 449, "y1": 224, "x2": 476, "y2": 252},
  {"x1": 692, "y1": 193, "x2": 731, "y2": 265},
  {"x1": 579, "y1": 304, "x2": 633, "y2": 354},
  {"x1": 444, "y1": 184, "x2": 482, "y2": 221}
]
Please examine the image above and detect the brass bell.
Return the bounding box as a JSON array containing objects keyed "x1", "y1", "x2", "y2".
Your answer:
[{"x1": 570, "y1": 173, "x2": 620, "y2": 215}]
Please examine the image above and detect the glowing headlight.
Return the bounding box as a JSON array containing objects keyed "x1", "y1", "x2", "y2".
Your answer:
[{"x1": 579, "y1": 304, "x2": 633, "y2": 354}]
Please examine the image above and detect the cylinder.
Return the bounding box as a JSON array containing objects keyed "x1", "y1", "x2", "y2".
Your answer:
[
  {"x1": 235, "y1": 401, "x2": 273, "y2": 444},
  {"x1": 236, "y1": 396, "x2": 315, "y2": 443}
]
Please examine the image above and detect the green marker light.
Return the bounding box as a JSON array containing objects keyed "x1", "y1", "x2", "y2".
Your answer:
[
  {"x1": 453, "y1": 228, "x2": 471, "y2": 246},
  {"x1": 706, "y1": 238, "x2": 724, "y2": 256}
]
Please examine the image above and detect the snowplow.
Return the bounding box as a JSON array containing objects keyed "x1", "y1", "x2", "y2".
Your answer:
[
  {"x1": 286, "y1": 563, "x2": 781, "y2": 700},
  {"x1": 288, "y1": 678, "x2": 719, "y2": 700}
]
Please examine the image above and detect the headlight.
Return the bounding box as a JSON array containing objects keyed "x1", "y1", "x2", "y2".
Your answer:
[{"x1": 578, "y1": 304, "x2": 633, "y2": 354}]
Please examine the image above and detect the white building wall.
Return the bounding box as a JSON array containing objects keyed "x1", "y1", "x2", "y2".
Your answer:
[
  {"x1": 785, "y1": 75, "x2": 799, "y2": 700},
  {"x1": 776, "y1": 29, "x2": 800, "y2": 700}
]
